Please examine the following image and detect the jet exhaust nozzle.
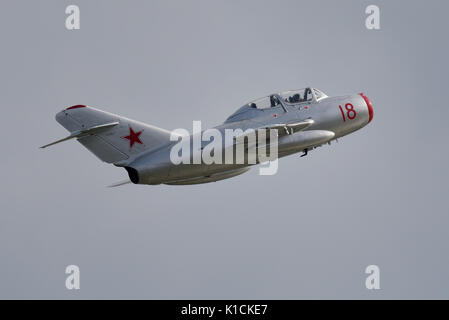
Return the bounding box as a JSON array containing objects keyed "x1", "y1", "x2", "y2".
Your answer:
[{"x1": 124, "y1": 167, "x2": 139, "y2": 184}]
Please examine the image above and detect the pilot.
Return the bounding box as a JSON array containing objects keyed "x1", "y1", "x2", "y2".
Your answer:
[
  {"x1": 304, "y1": 88, "x2": 312, "y2": 101},
  {"x1": 270, "y1": 95, "x2": 278, "y2": 107},
  {"x1": 250, "y1": 103, "x2": 257, "y2": 108},
  {"x1": 293, "y1": 93, "x2": 300, "y2": 103}
]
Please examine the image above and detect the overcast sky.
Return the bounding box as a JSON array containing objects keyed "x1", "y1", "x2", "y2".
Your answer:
[{"x1": 0, "y1": 0, "x2": 448, "y2": 299}]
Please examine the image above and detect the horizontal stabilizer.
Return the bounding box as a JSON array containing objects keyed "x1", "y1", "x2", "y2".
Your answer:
[
  {"x1": 107, "y1": 179, "x2": 132, "y2": 188},
  {"x1": 40, "y1": 122, "x2": 119, "y2": 148}
]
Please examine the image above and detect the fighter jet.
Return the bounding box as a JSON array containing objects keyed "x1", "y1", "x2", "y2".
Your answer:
[{"x1": 41, "y1": 87, "x2": 373, "y2": 185}]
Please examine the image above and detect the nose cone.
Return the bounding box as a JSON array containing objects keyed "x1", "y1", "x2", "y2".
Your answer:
[{"x1": 360, "y1": 93, "x2": 373, "y2": 123}]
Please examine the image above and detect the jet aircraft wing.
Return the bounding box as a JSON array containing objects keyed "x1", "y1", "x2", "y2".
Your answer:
[
  {"x1": 263, "y1": 119, "x2": 315, "y2": 136},
  {"x1": 234, "y1": 119, "x2": 314, "y2": 143}
]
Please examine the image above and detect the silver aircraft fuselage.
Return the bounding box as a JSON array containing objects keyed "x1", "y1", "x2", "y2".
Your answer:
[{"x1": 123, "y1": 88, "x2": 373, "y2": 185}]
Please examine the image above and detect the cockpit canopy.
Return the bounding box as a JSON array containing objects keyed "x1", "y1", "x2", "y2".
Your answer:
[
  {"x1": 225, "y1": 87, "x2": 328, "y2": 123},
  {"x1": 249, "y1": 88, "x2": 328, "y2": 109}
]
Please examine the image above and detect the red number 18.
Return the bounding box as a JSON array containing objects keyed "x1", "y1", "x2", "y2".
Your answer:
[{"x1": 339, "y1": 103, "x2": 356, "y2": 122}]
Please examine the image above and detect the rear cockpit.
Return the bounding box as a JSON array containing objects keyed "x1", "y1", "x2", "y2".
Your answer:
[
  {"x1": 225, "y1": 87, "x2": 328, "y2": 123},
  {"x1": 280, "y1": 88, "x2": 328, "y2": 104}
]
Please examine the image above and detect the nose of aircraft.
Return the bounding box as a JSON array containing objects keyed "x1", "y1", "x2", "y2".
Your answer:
[{"x1": 359, "y1": 93, "x2": 373, "y2": 123}]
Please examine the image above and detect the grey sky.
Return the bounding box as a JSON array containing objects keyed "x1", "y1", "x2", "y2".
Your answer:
[{"x1": 0, "y1": 0, "x2": 448, "y2": 299}]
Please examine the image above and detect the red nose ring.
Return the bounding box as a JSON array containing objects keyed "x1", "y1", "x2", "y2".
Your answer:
[
  {"x1": 66, "y1": 105, "x2": 86, "y2": 110},
  {"x1": 360, "y1": 93, "x2": 373, "y2": 123}
]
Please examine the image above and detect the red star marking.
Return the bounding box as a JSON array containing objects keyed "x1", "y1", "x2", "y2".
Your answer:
[
  {"x1": 273, "y1": 114, "x2": 278, "y2": 118},
  {"x1": 123, "y1": 127, "x2": 143, "y2": 149},
  {"x1": 304, "y1": 106, "x2": 309, "y2": 110}
]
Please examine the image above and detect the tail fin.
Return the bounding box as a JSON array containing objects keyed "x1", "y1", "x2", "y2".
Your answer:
[{"x1": 48, "y1": 104, "x2": 171, "y2": 164}]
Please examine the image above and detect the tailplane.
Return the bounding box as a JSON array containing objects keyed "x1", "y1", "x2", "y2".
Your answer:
[{"x1": 42, "y1": 105, "x2": 171, "y2": 164}]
